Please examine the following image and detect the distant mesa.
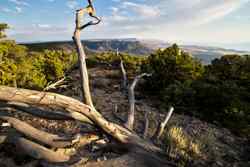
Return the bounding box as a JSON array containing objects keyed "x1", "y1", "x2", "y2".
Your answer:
[{"x1": 22, "y1": 38, "x2": 250, "y2": 64}]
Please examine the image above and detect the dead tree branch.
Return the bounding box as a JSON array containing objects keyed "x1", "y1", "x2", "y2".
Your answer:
[
  {"x1": 117, "y1": 49, "x2": 127, "y2": 91},
  {"x1": 0, "y1": 86, "x2": 162, "y2": 153},
  {"x1": 125, "y1": 73, "x2": 152, "y2": 130},
  {"x1": 0, "y1": 112, "x2": 75, "y2": 148},
  {"x1": 1, "y1": 133, "x2": 70, "y2": 163},
  {"x1": 71, "y1": 0, "x2": 101, "y2": 108},
  {"x1": 143, "y1": 111, "x2": 150, "y2": 139},
  {"x1": 72, "y1": 10, "x2": 95, "y2": 108},
  {"x1": 43, "y1": 77, "x2": 66, "y2": 91},
  {"x1": 153, "y1": 107, "x2": 174, "y2": 140},
  {"x1": 0, "y1": 87, "x2": 95, "y2": 124},
  {"x1": 0, "y1": 103, "x2": 73, "y2": 121},
  {"x1": 0, "y1": 113, "x2": 79, "y2": 148}
]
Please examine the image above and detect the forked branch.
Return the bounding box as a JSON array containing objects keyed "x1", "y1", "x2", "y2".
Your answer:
[{"x1": 125, "y1": 73, "x2": 152, "y2": 130}]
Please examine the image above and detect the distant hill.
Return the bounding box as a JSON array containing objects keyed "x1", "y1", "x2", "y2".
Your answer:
[{"x1": 22, "y1": 39, "x2": 250, "y2": 64}]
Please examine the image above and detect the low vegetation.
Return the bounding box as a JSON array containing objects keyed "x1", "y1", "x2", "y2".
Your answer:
[
  {"x1": 0, "y1": 40, "x2": 77, "y2": 89},
  {"x1": 165, "y1": 126, "x2": 203, "y2": 166},
  {"x1": 87, "y1": 51, "x2": 147, "y2": 75},
  {"x1": 142, "y1": 44, "x2": 250, "y2": 137}
]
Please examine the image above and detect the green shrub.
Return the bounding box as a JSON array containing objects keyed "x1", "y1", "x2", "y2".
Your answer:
[
  {"x1": 0, "y1": 58, "x2": 17, "y2": 86},
  {"x1": 87, "y1": 52, "x2": 146, "y2": 74},
  {"x1": 142, "y1": 44, "x2": 204, "y2": 91},
  {"x1": 0, "y1": 41, "x2": 78, "y2": 90},
  {"x1": 142, "y1": 45, "x2": 250, "y2": 137}
]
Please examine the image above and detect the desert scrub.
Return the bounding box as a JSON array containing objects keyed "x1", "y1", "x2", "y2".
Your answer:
[
  {"x1": 87, "y1": 52, "x2": 147, "y2": 74},
  {"x1": 165, "y1": 126, "x2": 203, "y2": 166},
  {"x1": 0, "y1": 40, "x2": 78, "y2": 89}
]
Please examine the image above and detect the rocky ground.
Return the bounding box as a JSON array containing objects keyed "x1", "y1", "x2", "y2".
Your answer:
[{"x1": 0, "y1": 64, "x2": 249, "y2": 167}]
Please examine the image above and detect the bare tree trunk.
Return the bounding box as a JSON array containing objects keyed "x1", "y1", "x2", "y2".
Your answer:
[
  {"x1": 72, "y1": 10, "x2": 94, "y2": 108},
  {"x1": 125, "y1": 73, "x2": 151, "y2": 130}
]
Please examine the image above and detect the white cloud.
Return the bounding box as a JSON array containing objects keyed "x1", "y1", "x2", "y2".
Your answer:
[
  {"x1": 15, "y1": 7, "x2": 22, "y2": 13},
  {"x1": 66, "y1": 0, "x2": 78, "y2": 9},
  {"x1": 122, "y1": 2, "x2": 160, "y2": 18},
  {"x1": 8, "y1": 0, "x2": 29, "y2": 6},
  {"x1": 36, "y1": 24, "x2": 52, "y2": 29},
  {"x1": 157, "y1": 0, "x2": 250, "y2": 25}
]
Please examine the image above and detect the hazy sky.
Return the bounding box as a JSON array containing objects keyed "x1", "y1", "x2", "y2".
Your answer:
[{"x1": 1, "y1": 0, "x2": 250, "y2": 50}]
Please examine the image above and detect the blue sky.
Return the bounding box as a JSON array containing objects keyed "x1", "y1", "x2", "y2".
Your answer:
[{"x1": 1, "y1": 0, "x2": 250, "y2": 50}]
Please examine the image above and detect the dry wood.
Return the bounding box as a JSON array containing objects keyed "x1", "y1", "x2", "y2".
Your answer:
[
  {"x1": 0, "y1": 103, "x2": 73, "y2": 121},
  {"x1": 143, "y1": 111, "x2": 150, "y2": 139},
  {"x1": 0, "y1": 86, "x2": 161, "y2": 153},
  {"x1": 44, "y1": 77, "x2": 66, "y2": 91},
  {"x1": 0, "y1": 112, "x2": 76, "y2": 148},
  {"x1": 153, "y1": 107, "x2": 174, "y2": 140},
  {"x1": 117, "y1": 49, "x2": 127, "y2": 91},
  {"x1": 0, "y1": 90, "x2": 93, "y2": 124},
  {"x1": 73, "y1": 9, "x2": 95, "y2": 108},
  {"x1": 72, "y1": 3, "x2": 100, "y2": 108},
  {"x1": 125, "y1": 73, "x2": 152, "y2": 130},
  {"x1": 120, "y1": 60, "x2": 127, "y2": 91},
  {"x1": 76, "y1": 133, "x2": 100, "y2": 147},
  {"x1": 4, "y1": 134, "x2": 70, "y2": 162}
]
